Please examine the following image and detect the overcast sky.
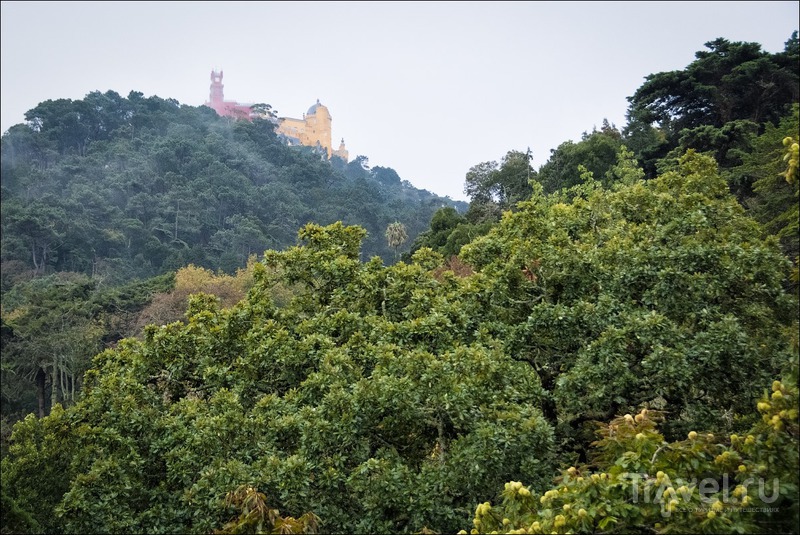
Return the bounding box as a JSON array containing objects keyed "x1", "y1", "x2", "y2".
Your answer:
[{"x1": 2, "y1": 1, "x2": 798, "y2": 201}]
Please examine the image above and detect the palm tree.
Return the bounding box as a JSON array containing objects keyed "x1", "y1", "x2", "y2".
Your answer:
[{"x1": 385, "y1": 222, "x2": 408, "y2": 261}]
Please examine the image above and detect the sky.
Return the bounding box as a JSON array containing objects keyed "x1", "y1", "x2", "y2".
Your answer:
[{"x1": 1, "y1": 1, "x2": 798, "y2": 202}]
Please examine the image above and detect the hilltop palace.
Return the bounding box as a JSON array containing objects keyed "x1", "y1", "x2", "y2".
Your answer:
[{"x1": 204, "y1": 70, "x2": 349, "y2": 162}]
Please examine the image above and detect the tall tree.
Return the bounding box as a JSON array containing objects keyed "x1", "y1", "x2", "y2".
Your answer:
[
  {"x1": 462, "y1": 151, "x2": 795, "y2": 446},
  {"x1": 464, "y1": 150, "x2": 535, "y2": 209},
  {"x1": 735, "y1": 104, "x2": 800, "y2": 265},
  {"x1": 1, "y1": 273, "x2": 103, "y2": 418},
  {"x1": 537, "y1": 127, "x2": 623, "y2": 193},
  {"x1": 627, "y1": 35, "x2": 799, "y2": 140},
  {"x1": 2, "y1": 223, "x2": 556, "y2": 535},
  {"x1": 385, "y1": 221, "x2": 408, "y2": 261}
]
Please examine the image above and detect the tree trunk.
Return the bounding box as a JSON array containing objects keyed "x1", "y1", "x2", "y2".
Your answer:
[
  {"x1": 536, "y1": 367, "x2": 559, "y2": 423},
  {"x1": 60, "y1": 366, "x2": 67, "y2": 407},
  {"x1": 31, "y1": 243, "x2": 40, "y2": 275},
  {"x1": 540, "y1": 393, "x2": 558, "y2": 423},
  {"x1": 51, "y1": 357, "x2": 58, "y2": 411},
  {"x1": 35, "y1": 367, "x2": 46, "y2": 418}
]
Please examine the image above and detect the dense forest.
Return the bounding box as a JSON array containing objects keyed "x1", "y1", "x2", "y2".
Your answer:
[
  {"x1": 0, "y1": 92, "x2": 465, "y2": 423},
  {"x1": 1, "y1": 91, "x2": 464, "y2": 282},
  {"x1": 1, "y1": 34, "x2": 798, "y2": 534}
]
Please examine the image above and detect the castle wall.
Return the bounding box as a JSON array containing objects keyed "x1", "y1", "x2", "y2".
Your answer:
[
  {"x1": 277, "y1": 117, "x2": 306, "y2": 142},
  {"x1": 276, "y1": 111, "x2": 333, "y2": 158}
]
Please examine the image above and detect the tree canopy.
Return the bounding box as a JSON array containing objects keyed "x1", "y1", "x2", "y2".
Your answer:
[
  {"x1": 2, "y1": 151, "x2": 797, "y2": 534},
  {"x1": 1, "y1": 32, "x2": 798, "y2": 535},
  {"x1": 0, "y1": 90, "x2": 465, "y2": 424},
  {"x1": 1, "y1": 91, "x2": 462, "y2": 287}
]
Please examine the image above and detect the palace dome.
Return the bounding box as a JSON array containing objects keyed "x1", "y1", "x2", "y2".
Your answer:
[{"x1": 307, "y1": 99, "x2": 328, "y2": 115}]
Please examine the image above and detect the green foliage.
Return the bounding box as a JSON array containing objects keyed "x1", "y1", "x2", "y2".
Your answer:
[
  {"x1": 407, "y1": 166, "x2": 523, "y2": 262},
  {"x1": 627, "y1": 35, "x2": 798, "y2": 136},
  {"x1": 2, "y1": 223, "x2": 555, "y2": 534},
  {"x1": 537, "y1": 124, "x2": 623, "y2": 194},
  {"x1": 4, "y1": 147, "x2": 797, "y2": 533},
  {"x1": 1, "y1": 273, "x2": 104, "y2": 419},
  {"x1": 1, "y1": 90, "x2": 463, "y2": 427},
  {"x1": 406, "y1": 207, "x2": 495, "y2": 261},
  {"x1": 462, "y1": 361, "x2": 799, "y2": 534},
  {"x1": 0, "y1": 405, "x2": 84, "y2": 533},
  {"x1": 1, "y1": 271, "x2": 174, "y2": 422},
  {"x1": 464, "y1": 150, "x2": 535, "y2": 209},
  {"x1": 623, "y1": 33, "x2": 799, "y2": 183},
  {"x1": 2, "y1": 33, "x2": 798, "y2": 535},
  {"x1": 408, "y1": 207, "x2": 466, "y2": 255},
  {"x1": 214, "y1": 485, "x2": 320, "y2": 534},
  {"x1": 605, "y1": 145, "x2": 645, "y2": 187},
  {"x1": 1, "y1": 91, "x2": 460, "y2": 285},
  {"x1": 134, "y1": 261, "x2": 257, "y2": 332},
  {"x1": 1, "y1": 484, "x2": 40, "y2": 535},
  {"x1": 461, "y1": 151, "x2": 795, "y2": 448},
  {"x1": 738, "y1": 105, "x2": 800, "y2": 276},
  {"x1": 782, "y1": 134, "x2": 800, "y2": 184},
  {"x1": 658, "y1": 120, "x2": 759, "y2": 198}
]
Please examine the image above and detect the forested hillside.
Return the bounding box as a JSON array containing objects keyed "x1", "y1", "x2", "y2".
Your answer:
[
  {"x1": 1, "y1": 91, "x2": 462, "y2": 285},
  {"x1": 0, "y1": 91, "x2": 464, "y2": 424},
  {"x1": 1, "y1": 34, "x2": 798, "y2": 535}
]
